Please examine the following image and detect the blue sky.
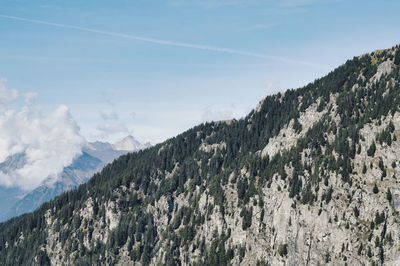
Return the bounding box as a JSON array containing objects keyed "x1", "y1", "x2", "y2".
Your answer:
[{"x1": 1, "y1": 0, "x2": 400, "y2": 144}]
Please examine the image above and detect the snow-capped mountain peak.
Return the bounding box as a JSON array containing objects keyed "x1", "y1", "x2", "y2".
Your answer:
[{"x1": 112, "y1": 135, "x2": 150, "y2": 151}]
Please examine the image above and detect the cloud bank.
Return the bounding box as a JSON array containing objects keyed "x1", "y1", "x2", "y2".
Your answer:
[
  {"x1": 95, "y1": 110, "x2": 133, "y2": 141},
  {"x1": 201, "y1": 104, "x2": 247, "y2": 123},
  {"x1": 0, "y1": 80, "x2": 84, "y2": 190}
]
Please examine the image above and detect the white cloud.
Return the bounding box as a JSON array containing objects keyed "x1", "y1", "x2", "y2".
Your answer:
[
  {"x1": 201, "y1": 105, "x2": 236, "y2": 123},
  {"x1": 264, "y1": 78, "x2": 281, "y2": 94},
  {"x1": 22, "y1": 92, "x2": 38, "y2": 103},
  {"x1": 0, "y1": 78, "x2": 18, "y2": 104},
  {"x1": 96, "y1": 121, "x2": 131, "y2": 138},
  {"x1": 0, "y1": 80, "x2": 84, "y2": 191},
  {"x1": 96, "y1": 106, "x2": 133, "y2": 140},
  {"x1": 100, "y1": 111, "x2": 119, "y2": 121},
  {"x1": 102, "y1": 92, "x2": 116, "y2": 107}
]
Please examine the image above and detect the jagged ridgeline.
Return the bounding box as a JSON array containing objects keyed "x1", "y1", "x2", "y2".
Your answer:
[{"x1": 2, "y1": 45, "x2": 400, "y2": 265}]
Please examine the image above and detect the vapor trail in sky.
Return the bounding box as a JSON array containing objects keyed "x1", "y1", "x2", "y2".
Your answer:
[{"x1": 0, "y1": 14, "x2": 326, "y2": 69}]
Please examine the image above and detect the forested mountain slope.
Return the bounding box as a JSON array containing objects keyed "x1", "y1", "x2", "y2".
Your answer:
[{"x1": 2, "y1": 45, "x2": 400, "y2": 265}]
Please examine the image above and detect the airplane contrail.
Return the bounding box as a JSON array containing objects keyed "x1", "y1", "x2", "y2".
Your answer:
[{"x1": 0, "y1": 14, "x2": 327, "y2": 69}]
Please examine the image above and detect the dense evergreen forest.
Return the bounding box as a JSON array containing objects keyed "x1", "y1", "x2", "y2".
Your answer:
[{"x1": 1, "y1": 45, "x2": 400, "y2": 265}]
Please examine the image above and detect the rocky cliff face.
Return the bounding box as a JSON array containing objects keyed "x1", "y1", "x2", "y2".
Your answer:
[{"x1": 2, "y1": 45, "x2": 400, "y2": 266}]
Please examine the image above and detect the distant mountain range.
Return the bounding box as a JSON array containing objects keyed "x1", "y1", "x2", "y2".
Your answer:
[{"x1": 0, "y1": 135, "x2": 150, "y2": 222}]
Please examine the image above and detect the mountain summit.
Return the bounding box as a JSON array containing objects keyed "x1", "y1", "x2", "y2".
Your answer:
[
  {"x1": 112, "y1": 135, "x2": 151, "y2": 151},
  {"x1": 2, "y1": 45, "x2": 400, "y2": 265}
]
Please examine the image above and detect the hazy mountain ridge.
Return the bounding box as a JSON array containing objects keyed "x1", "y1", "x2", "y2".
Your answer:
[
  {"x1": 0, "y1": 153, "x2": 27, "y2": 174},
  {"x1": 5, "y1": 152, "x2": 103, "y2": 220},
  {"x1": 1, "y1": 45, "x2": 400, "y2": 265},
  {"x1": 0, "y1": 136, "x2": 150, "y2": 222}
]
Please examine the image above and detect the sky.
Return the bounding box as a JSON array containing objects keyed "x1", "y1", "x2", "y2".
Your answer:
[{"x1": 1, "y1": 0, "x2": 400, "y2": 145}]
